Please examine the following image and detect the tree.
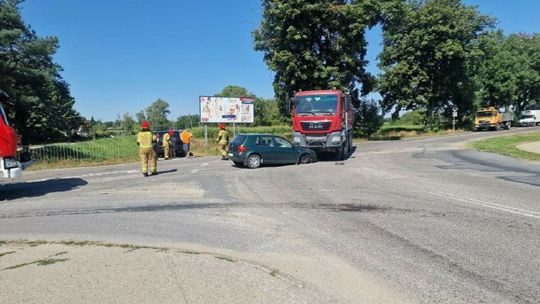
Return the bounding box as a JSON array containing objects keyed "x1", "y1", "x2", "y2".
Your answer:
[
  {"x1": 145, "y1": 98, "x2": 170, "y2": 130},
  {"x1": 0, "y1": 0, "x2": 82, "y2": 143},
  {"x1": 355, "y1": 99, "x2": 383, "y2": 138},
  {"x1": 254, "y1": 98, "x2": 281, "y2": 126},
  {"x1": 216, "y1": 85, "x2": 253, "y2": 98},
  {"x1": 476, "y1": 32, "x2": 540, "y2": 113},
  {"x1": 176, "y1": 114, "x2": 200, "y2": 129},
  {"x1": 254, "y1": 0, "x2": 380, "y2": 114},
  {"x1": 120, "y1": 112, "x2": 136, "y2": 133},
  {"x1": 135, "y1": 111, "x2": 146, "y2": 124},
  {"x1": 378, "y1": 0, "x2": 494, "y2": 129}
]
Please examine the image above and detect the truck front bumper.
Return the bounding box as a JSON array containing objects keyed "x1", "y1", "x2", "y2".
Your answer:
[
  {"x1": 475, "y1": 123, "x2": 496, "y2": 129},
  {"x1": 1, "y1": 157, "x2": 23, "y2": 179},
  {"x1": 292, "y1": 131, "x2": 344, "y2": 150}
]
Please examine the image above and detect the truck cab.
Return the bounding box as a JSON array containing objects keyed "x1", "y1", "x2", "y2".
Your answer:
[
  {"x1": 289, "y1": 90, "x2": 354, "y2": 160},
  {"x1": 474, "y1": 107, "x2": 512, "y2": 131}
]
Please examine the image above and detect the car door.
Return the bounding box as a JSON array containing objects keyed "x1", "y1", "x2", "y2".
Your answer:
[
  {"x1": 272, "y1": 136, "x2": 298, "y2": 164},
  {"x1": 254, "y1": 135, "x2": 279, "y2": 164}
]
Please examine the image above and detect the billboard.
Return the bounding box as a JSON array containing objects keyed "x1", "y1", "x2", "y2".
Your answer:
[{"x1": 199, "y1": 96, "x2": 254, "y2": 123}]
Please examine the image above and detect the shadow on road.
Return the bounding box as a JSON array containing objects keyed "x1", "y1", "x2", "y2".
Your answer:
[
  {"x1": 155, "y1": 169, "x2": 178, "y2": 175},
  {"x1": 317, "y1": 145, "x2": 357, "y2": 162},
  {"x1": 0, "y1": 178, "x2": 88, "y2": 201}
]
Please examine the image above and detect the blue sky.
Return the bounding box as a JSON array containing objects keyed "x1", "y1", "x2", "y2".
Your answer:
[{"x1": 20, "y1": 0, "x2": 540, "y2": 121}]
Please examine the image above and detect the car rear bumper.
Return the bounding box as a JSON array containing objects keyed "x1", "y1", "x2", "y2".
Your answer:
[{"x1": 228, "y1": 152, "x2": 247, "y2": 163}]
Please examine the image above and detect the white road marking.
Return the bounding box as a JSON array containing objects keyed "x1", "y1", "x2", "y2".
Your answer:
[
  {"x1": 190, "y1": 169, "x2": 199, "y2": 174},
  {"x1": 200, "y1": 163, "x2": 209, "y2": 167},
  {"x1": 431, "y1": 192, "x2": 540, "y2": 220}
]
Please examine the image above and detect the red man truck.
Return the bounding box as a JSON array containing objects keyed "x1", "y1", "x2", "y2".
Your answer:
[
  {"x1": 0, "y1": 90, "x2": 32, "y2": 179},
  {"x1": 288, "y1": 89, "x2": 354, "y2": 160}
]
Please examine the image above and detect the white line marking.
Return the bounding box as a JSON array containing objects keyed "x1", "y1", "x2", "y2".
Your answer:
[
  {"x1": 200, "y1": 163, "x2": 209, "y2": 167},
  {"x1": 191, "y1": 169, "x2": 199, "y2": 174},
  {"x1": 430, "y1": 192, "x2": 540, "y2": 220}
]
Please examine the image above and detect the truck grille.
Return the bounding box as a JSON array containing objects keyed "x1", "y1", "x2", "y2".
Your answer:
[{"x1": 301, "y1": 121, "x2": 331, "y2": 131}]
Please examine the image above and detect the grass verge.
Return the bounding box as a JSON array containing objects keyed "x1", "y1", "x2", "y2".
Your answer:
[
  {"x1": 470, "y1": 132, "x2": 540, "y2": 161},
  {"x1": 360, "y1": 124, "x2": 467, "y2": 141}
]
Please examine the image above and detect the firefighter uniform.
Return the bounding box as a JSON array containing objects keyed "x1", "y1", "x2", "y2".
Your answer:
[
  {"x1": 163, "y1": 131, "x2": 171, "y2": 159},
  {"x1": 137, "y1": 121, "x2": 157, "y2": 176},
  {"x1": 216, "y1": 124, "x2": 229, "y2": 160}
]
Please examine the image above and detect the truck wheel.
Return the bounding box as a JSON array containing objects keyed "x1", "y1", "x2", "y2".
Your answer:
[
  {"x1": 247, "y1": 154, "x2": 261, "y2": 169},
  {"x1": 505, "y1": 122, "x2": 511, "y2": 130}
]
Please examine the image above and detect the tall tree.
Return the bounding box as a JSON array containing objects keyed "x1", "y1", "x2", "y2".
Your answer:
[
  {"x1": 476, "y1": 32, "x2": 540, "y2": 113},
  {"x1": 120, "y1": 112, "x2": 136, "y2": 133},
  {"x1": 0, "y1": 0, "x2": 82, "y2": 143},
  {"x1": 254, "y1": 0, "x2": 379, "y2": 114},
  {"x1": 378, "y1": 0, "x2": 493, "y2": 128},
  {"x1": 145, "y1": 98, "x2": 170, "y2": 130},
  {"x1": 135, "y1": 110, "x2": 146, "y2": 124}
]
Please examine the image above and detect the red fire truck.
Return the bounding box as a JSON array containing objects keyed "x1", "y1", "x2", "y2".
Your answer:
[
  {"x1": 288, "y1": 89, "x2": 354, "y2": 160},
  {"x1": 0, "y1": 90, "x2": 32, "y2": 179}
]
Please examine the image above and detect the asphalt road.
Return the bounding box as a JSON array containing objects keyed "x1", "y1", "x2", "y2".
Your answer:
[{"x1": 1, "y1": 128, "x2": 539, "y2": 303}]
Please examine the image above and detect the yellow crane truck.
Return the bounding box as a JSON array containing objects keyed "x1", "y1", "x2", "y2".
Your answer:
[{"x1": 474, "y1": 107, "x2": 513, "y2": 131}]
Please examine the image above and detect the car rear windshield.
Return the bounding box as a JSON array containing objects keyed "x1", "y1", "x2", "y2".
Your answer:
[{"x1": 231, "y1": 135, "x2": 247, "y2": 145}]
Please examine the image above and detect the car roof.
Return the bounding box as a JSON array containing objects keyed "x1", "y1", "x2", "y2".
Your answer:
[{"x1": 237, "y1": 133, "x2": 281, "y2": 136}]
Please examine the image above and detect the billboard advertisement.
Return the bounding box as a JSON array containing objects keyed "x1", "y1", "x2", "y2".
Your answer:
[{"x1": 199, "y1": 96, "x2": 254, "y2": 123}]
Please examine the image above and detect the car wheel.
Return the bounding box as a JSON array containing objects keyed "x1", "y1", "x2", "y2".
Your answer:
[
  {"x1": 299, "y1": 154, "x2": 311, "y2": 164},
  {"x1": 247, "y1": 154, "x2": 261, "y2": 169}
]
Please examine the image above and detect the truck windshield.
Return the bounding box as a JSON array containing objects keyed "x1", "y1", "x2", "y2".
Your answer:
[
  {"x1": 0, "y1": 103, "x2": 9, "y2": 125},
  {"x1": 521, "y1": 115, "x2": 534, "y2": 119},
  {"x1": 295, "y1": 94, "x2": 338, "y2": 115},
  {"x1": 476, "y1": 111, "x2": 496, "y2": 117}
]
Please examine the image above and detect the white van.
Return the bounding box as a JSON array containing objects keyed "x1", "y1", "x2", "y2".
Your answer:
[{"x1": 519, "y1": 109, "x2": 540, "y2": 127}]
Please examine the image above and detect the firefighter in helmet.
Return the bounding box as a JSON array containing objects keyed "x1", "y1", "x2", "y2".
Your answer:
[
  {"x1": 162, "y1": 129, "x2": 173, "y2": 160},
  {"x1": 137, "y1": 121, "x2": 157, "y2": 176},
  {"x1": 216, "y1": 123, "x2": 230, "y2": 160}
]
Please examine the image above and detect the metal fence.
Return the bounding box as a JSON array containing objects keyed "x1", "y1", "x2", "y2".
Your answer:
[{"x1": 22, "y1": 139, "x2": 139, "y2": 168}]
